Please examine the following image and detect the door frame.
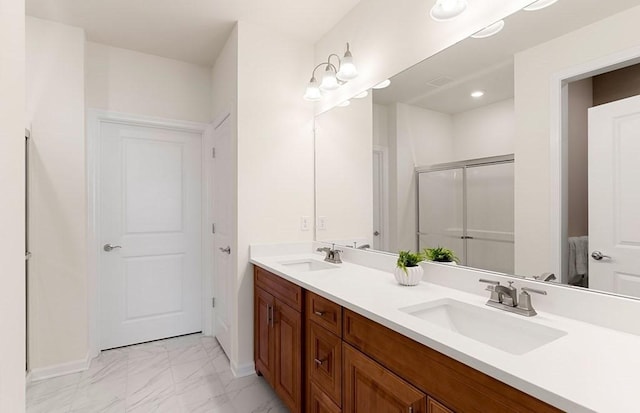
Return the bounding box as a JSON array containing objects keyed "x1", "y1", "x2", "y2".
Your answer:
[
  {"x1": 86, "y1": 109, "x2": 209, "y2": 358},
  {"x1": 549, "y1": 45, "x2": 640, "y2": 282},
  {"x1": 372, "y1": 145, "x2": 389, "y2": 251}
]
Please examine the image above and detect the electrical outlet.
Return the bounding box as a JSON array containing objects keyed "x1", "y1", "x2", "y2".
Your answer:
[
  {"x1": 317, "y1": 216, "x2": 327, "y2": 231},
  {"x1": 300, "y1": 216, "x2": 310, "y2": 231}
]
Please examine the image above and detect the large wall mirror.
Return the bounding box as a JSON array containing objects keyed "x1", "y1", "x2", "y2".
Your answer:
[{"x1": 315, "y1": 0, "x2": 640, "y2": 299}]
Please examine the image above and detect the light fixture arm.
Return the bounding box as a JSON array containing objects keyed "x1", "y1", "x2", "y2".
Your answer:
[{"x1": 309, "y1": 62, "x2": 338, "y2": 81}]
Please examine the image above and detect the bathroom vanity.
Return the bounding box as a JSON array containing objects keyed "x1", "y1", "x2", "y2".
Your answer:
[{"x1": 251, "y1": 244, "x2": 640, "y2": 413}]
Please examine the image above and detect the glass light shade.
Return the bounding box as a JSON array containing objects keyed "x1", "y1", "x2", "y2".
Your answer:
[
  {"x1": 337, "y1": 100, "x2": 351, "y2": 107},
  {"x1": 337, "y1": 55, "x2": 358, "y2": 81},
  {"x1": 471, "y1": 20, "x2": 505, "y2": 39},
  {"x1": 303, "y1": 78, "x2": 322, "y2": 101},
  {"x1": 430, "y1": 0, "x2": 468, "y2": 21},
  {"x1": 320, "y1": 68, "x2": 339, "y2": 91},
  {"x1": 354, "y1": 90, "x2": 369, "y2": 99},
  {"x1": 523, "y1": 0, "x2": 559, "y2": 11}
]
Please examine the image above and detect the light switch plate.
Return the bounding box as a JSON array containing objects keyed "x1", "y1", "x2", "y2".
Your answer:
[
  {"x1": 300, "y1": 216, "x2": 310, "y2": 231},
  {"x1": 317, "y1": 216, "x2": 327, "y2": 231}
]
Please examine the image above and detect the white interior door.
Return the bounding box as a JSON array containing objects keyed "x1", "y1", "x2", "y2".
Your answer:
[
  {"x1": 588, "y1": 95, "x2": 640, "y2": 297},
  {"x1": 99, "y1": 121, "x2": 202, "y2": 349},
  {"x1": 211, "y1": 115, "x2": 233, "y2": 358}
]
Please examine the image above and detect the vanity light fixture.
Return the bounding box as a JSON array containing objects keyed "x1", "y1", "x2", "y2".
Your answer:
[
  {"x1": 523, "y1": 0, "x2": 559, "y2": 11},
  {"x1": 471, "y1": 90, "x2": 485, "y2": 98},
  {"x1": 337, "y1": 100, "x2": 351, "y2": 107},
  {"x1": 354, "y1": 90, "x2": 369, "y2": 99},
  {"x1": 430, "y1": 0, "x2": 468, "y2": 21},
  {"x1": 471, "y1": 20, "x2": 505, "y2": 39},
  {"x1": 303, "y1": 43, "x2": 358, "y2": 101},
  {"x1": 372, "y1": 79, "x2": 391, "y2": 89}
]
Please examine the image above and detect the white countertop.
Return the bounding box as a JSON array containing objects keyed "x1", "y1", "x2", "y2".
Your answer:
[{"x1": 250, "y1": 251, "x2": 640, "y2": 413}]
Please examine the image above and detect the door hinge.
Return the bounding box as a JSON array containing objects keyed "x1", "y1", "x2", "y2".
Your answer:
[
  {"x1": 212, "y1": 147, "x2": 216, "y2": 158},
  {"x1": 212, "y1": 297, "x2": 215, "y2": 308},
  {"x1": 212, "y1": 223, "x2": 216, "y2": 234}
]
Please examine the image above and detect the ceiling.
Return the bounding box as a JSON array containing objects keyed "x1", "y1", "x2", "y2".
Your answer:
[
  {"x1": 373, "y1": 0, "x2": 640, "y2": 114},
  {"x1": 26, "y1": 0, "x2": 362, "y2": 66}
]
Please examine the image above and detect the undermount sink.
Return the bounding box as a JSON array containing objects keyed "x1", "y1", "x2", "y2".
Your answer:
[
  {"x1": 400, "y1": 298, "x2": 567, "y2": 355},
  {"x1": 278, "y1": 259, "x2": 338, "y2": 272}
]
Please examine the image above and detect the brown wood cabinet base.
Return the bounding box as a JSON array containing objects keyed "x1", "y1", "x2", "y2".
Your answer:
[{"x1": 254, "y1": 266, "x2": 563, "y2": 413}]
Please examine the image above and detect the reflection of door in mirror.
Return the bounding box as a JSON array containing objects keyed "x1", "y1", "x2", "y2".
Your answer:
[
  {"x1": 587, "y1": 94, "x2": 640, "y2": 298},
  {"x1": 564, "y1": 63, "x2": 640, "y2": 296}
]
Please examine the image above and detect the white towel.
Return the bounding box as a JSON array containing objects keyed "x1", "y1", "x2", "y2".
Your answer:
[{"x1": 568, "y1": 236, "x2": 589, "y2": 285}]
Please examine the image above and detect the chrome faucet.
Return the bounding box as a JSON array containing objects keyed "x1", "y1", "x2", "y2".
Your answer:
[
  {"x1": 357, "y1": 244, "x2": 370, "y2": 250},
  {"x1": 534, "y1": 272, "x2": 557, "y2": 282},
  {"x1": 316, "y1": 244, "x2": 343, "y2": 264},
  {"x1": 479, "y1": 279, "x2": 547, "y2": 317}
]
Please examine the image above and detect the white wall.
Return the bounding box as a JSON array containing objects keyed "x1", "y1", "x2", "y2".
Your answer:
[
  {"x1": 373, "y1": 103, "x2": 389, "y2": 148},
  {"x1": 235, "y1": 21, "x2": 315, "y2": 370},
  {"x1": 86, "y1": 42, "x2": 212, "y2": 123},
  {"x1": 0, "y1": 0, "x2": 25, "y2": 409},
  {"x1": 26, "y1": 17, "x2": 88, "y2": 371},
  {"x1": 314, "y1": 0, "x2": 532, "y2": 112},
  {"x1": 452, "y1": 98, "x2": 515, "y2": 160},
  {"x1": 316, "y1": 95, "x2": 373, "y2": 243},
  {"x1": 514, "y1": 5, "x2": 640, "y2": 277}
]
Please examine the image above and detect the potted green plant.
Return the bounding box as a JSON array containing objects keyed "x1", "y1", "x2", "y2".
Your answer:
[
  {"x1": 423, "y1": 246, "x2": 459, "y2": 265},
  {"x1": 394, "y1": 250, "x2": 425, "y2": 286}
]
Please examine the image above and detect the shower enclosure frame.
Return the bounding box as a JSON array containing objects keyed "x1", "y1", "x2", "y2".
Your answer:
[{"x1": 415, "y1": 154, "x2": 514, "y2": 268}]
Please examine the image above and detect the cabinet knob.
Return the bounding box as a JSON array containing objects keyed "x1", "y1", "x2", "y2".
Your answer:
[{"x1": 314, "y1": 358, "x2": 326, "y2": 366}]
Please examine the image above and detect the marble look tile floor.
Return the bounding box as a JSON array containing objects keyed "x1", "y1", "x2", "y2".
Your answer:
[{"x1": 26, "y1": 334, "x2": 290, "y2": 413}]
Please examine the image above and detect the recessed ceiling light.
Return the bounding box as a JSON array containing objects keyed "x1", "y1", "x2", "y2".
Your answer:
[
  {"x1": 354, "y1": 90, "x2": 369, "y2": 99},
  {"x1": 471, "y1": 20, "x2": 505, "y2": 39},
  {"x1": 471, "y1": 90, "x2": 485, "y2": 98},
  {"x1": 523, "y1": 0, "x2": 559, "y2": 11},
  {"x1": 430, "y1": 0, "x2": 469, "y2": 21},
  {"x1": 373, "y1": 79, "x2": 391, "y2": 89},
  {"x1": 337, "y1": 100, "x2": 351, "y2": 107}
]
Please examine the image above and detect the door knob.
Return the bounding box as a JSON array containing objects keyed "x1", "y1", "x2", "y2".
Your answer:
[
  {"x1": 591, "y1": 251, "x2": 611, "y2": 261},
  {"x1": 219, "y1": 246, "x2": 231, "y2": 254},
  {"x1": 104, "y1": 244, "x2": 122, "y2": 252},
  {"x1": 373, "y1": 231, "x2": 380, "y2": 236}
]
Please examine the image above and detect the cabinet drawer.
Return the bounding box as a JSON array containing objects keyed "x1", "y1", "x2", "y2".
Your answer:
[
  {"x1": 254, "y1": 266, "x2": 303, "y2": 312},
  {"x1": 307, "y1": 291, "x2": 342, "y2": 336},
  {"x1": 343, "y1": 309, "x2": 561, "y2": 413},
  {"x1": 307, "y1": 321, "x2": 342, "y2": 407},
  {"x1": 428, "y1": 397, "x2": 454, "y2": 413},
  {"x1": 309, "y1": 382, "x2": 341, "y2": 413}
]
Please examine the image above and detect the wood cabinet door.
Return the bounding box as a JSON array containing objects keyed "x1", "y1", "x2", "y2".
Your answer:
[
  {"x1": 309, "y1": 382, "x2": 342, "y2": 413},
  {"x1": 343, "y1": 343, "x2": 427, "y2": 413},
  {"x1": 254, "y1": 287, "x2": 275, "y2": 384},
  {"x1": 275, "y1": 299, "x2": 303, "y2": 413},
  {"x1": 308, "y1": 321, "x2": 342, "y2": 407}
]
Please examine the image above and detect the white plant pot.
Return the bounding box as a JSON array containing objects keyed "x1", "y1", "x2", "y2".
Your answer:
[{"x1": 394, "y1": 265, "x2": 423, "y2": 286}]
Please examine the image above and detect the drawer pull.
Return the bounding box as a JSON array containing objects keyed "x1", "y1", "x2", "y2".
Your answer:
[
  {"x1": 314, "y1": 358, "x2": 326, "y2": 366},
  {"x1": 314, "y1": 310, "x2": 325, "y2": 317}
]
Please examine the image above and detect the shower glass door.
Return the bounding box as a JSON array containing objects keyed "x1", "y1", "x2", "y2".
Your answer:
[
  {"x1": 417, "y1": 168, "x2": 465, "y2": 263},
  {"x1": 466, "y1": 162, "x2": 515, "y2": 274}
]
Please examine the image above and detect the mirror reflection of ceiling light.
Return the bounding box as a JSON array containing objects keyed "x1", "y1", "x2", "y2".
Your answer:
[
  {"x1": 471, "y1": 90, "x2": 485, "y2": 98},
  {"x1": 523, "y1": 0, "x2": 559, "y2": 11},
  {"x1": 354, "y1": 90, "x2": 369, "y2": 99},
  {"x1": 430, "y1": 0, "x2": 468, "y2": 21},
  {"x1": 471, "y1": 20, "x2": 505, "y2": 39},
  {"x1": 373, "y1": 79, "x2": 391, "y2": 89},
  {"x1": 337, "y1": 100, "x2": 351, "y2": 107}
]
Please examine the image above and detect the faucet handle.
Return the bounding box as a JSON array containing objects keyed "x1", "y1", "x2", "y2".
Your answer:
[
  {"x1": 521, "y1": 287, "x2": 547, "y2": 295},
  {"x1": 479, "y1": 279, "x2": 501, "y2": 303}
]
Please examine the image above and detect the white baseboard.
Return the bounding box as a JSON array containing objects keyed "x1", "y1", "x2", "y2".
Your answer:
[
  {"x1": 231, "y1": 360, "x2": 255, "y2": 378},
  {"x1": 28, "y1": 353, "x2": 91, "y2": 382}
]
